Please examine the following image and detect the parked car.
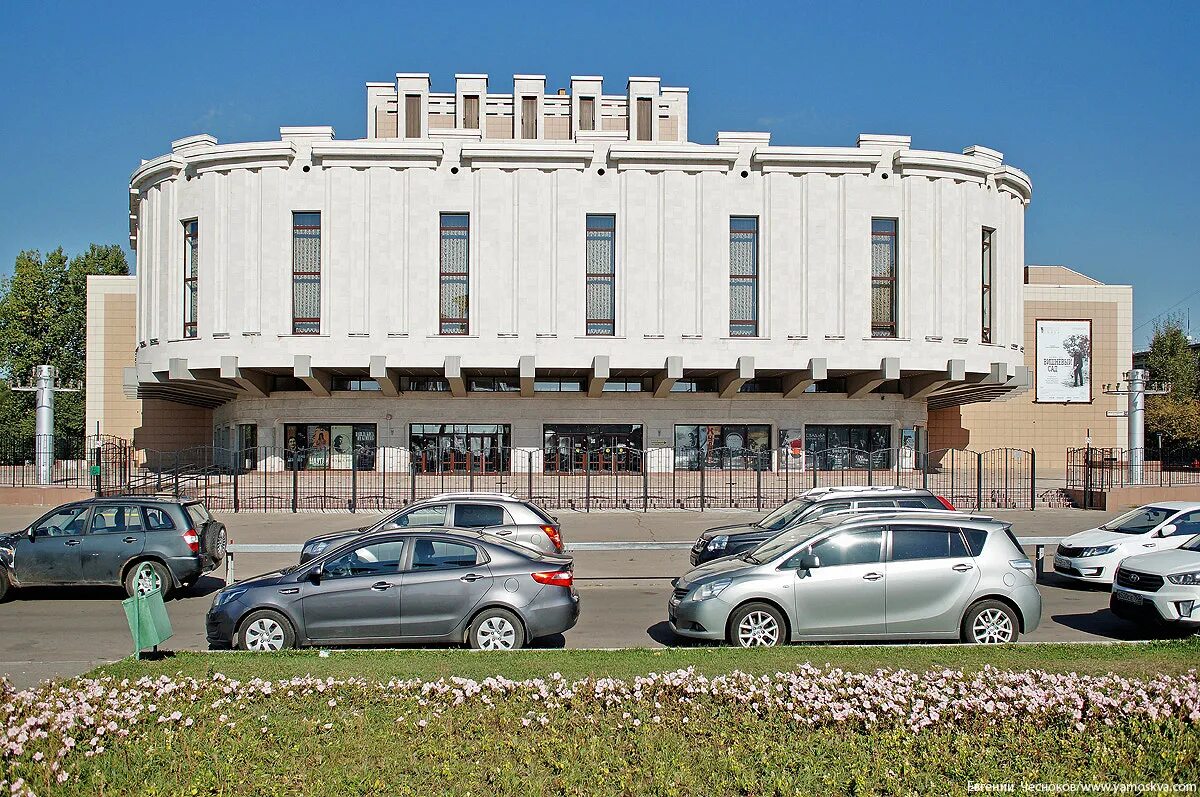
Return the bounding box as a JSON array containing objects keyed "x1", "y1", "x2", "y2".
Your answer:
[
  {"x1": 299, "y1": 493, "x2": 563, "y2": 564},
  {"x1": 0, "y1": 498, "x2": 226, "y2": 601},
  {"x1": 690, "y1": 486, "x2": 956, "y2": 566},
  {"x1": 209, "y1": 527, "x2": 578, "y2": 651},
  {"x1": 1053, "y1": 502, "x2": 1200, "y2": 585},
  {"x1": 670, "y1": 511, "x2": 1040, "y2": 647},
  {"x1": 1109, "y1": 535, "x2": 1200, "y2": 632}
]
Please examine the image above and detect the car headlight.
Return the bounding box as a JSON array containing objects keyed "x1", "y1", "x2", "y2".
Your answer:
[
  {"x1": 1078, "y1": 545, "x2": 1118, "y2": 557},
  {"x1": 1167, "y1": 571, "x2": 1200, "y2": 586},
  {"x1": 706, "y1": 535, "x2": 729, "y2": 552},
  {"x1": 213, "y1": 588, "x2": 247, "y2": 608},
  {"x1": 693, "y1": 578, "x2": 732, "y2": 601},
  {"x1": 303, "y1": 541, "x2": 329, "y2": 557}
]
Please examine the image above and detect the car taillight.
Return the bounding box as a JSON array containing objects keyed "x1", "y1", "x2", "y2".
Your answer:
[
  {"x1": 531, "y1": 570, "x2": 573, "y2": 588},
  {"x1": 182, "y1": 528, "x2": 200, "y2": 554},
  {"x1": 936, "y1": 496, "x2": 956, "y2": 511},
  {"x1": 540, "y1": 525, "x2": 563, "y2": 551}
]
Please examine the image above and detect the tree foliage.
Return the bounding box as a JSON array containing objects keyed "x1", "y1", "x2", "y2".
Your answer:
[
  {"x1": 1145, "y1": 315, "x2": 1200, "y2": 446},
  {"x1": 0, "y1": 245, "x2": 129, "y2": 438}
]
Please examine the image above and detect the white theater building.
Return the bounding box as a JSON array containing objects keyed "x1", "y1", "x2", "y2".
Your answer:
[{"x1": 120, "y1": 71, "x2": 1033, "y2": 473}]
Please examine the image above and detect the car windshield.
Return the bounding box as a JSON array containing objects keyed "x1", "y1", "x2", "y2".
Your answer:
[
  {"x1": 1099, "y1": 506, "x2": 1175, "y2": 534},
  {"x1": 1180, "y1": 535, "x2": 1200, "y2": 553},
  {"x1": 757, "y1": 499, "x2": 815, "y2": 531},
  {"x1": 747, "y1": 517, "x2": 842, "y2": 564}
]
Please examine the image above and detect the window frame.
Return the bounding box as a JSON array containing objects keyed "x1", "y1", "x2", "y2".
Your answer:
[
  {"x1": 728, "y1": 216, "x2": 760, "y2": 337},
  {"x1": 521, "y1": 96, "x2": 538, "y2": 139},
  {"x1": 886, "y1": 524, "x2": 972, "y2": 562},
  {"x1": 182, "y1": 219, "x2": 198, "y2": 339},
  {"x1": 578, "y1": 97, "x2": 596, "y2": 132},
  {"x1": 439, "y1": 212, "x2": 470, "y2": 335},
  {"x1": 870, "y1": 218, "x2": 899, "y2": 339},
  {"x1": 291, "y1": 211, "x2": 322, "y2": 334},
  {"x1": 585, "y1": 213, "x2": 617, "y2": 336},
  {"x1": 462, "y1": 95, "x2": 480, "y2": 129},
  {"x1": 404, "y1": 94, "x2": 421, "y2": 138},
  {"x1": 406, "y1": 537, "x2": 483, "y2": 572},
  {"x1": 636, "y1": 97, "x2": 653, "y2": 141},
  {"x1": 321, "y1": 538, "x2": 407, "y2": 580},
  {"x1": 981, "y1": 227, "x2": 994, "y2": 344}
]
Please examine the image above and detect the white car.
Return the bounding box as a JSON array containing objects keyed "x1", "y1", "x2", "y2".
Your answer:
[
  {"x1": 1053, "y1": 502, "x2": 1200, "y2": 585},
  {"x1": 1110, "y1": 536, "x2": 1200, "y2": 631}
]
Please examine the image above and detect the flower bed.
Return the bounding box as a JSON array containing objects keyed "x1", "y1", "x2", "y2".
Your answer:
[{"x1": 3, "y1": 665, "x2": 1199, "y2": 796}]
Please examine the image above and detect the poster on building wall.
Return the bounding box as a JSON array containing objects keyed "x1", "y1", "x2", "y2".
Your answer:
[
  {"x1": 331, "y1": 425, "x2": 354, "y2": 470},
  {"x1": 1035, "y1": 320, "x2": 1092, "y2": 403},
  {"x1": 780, "y1": 428, "x2": 806, "y2": 469}
]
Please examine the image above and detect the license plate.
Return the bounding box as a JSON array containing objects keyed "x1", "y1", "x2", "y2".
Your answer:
[
  {"x1": 1054, "y1": 555, "x2": 1071, "y2": 568},
  {"x1": 1115, "y1": 590, "x2": 1143, "y2": 605}
]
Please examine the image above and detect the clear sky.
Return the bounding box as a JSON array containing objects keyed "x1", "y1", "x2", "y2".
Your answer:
[{"x1": 1, "y1": 0, "x2": 1196, "y2": 349}]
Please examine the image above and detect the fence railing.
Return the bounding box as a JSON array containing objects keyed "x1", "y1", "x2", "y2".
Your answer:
[
  {"x1": 84, "y1": 442, "x2": 1036, "y2": 513},
  {"x1": 0, "y1": 434, "x2": 92, "y2": 488},
  {"x1": 1066, "y1": 446, "x2": 1200, "y2": 499}
]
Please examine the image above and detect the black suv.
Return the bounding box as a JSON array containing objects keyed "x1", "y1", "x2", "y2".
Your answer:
[{"x1": 0, "y1": 498, "x2": 226, "y2": 601}]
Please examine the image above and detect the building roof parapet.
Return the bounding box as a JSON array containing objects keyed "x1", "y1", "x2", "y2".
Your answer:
[
  {"x1": 607, "y1": 143, "x2": 738, "y2": 171},
  {"x1": 751, "y1": 146, "x2": 883, "y2": 175},
  {"x1": 310, "y1": 139, "x2": 444, "y2": 168}
]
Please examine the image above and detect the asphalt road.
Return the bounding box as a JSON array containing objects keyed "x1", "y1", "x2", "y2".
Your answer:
[{"x1": 0, "y1": 506, "x2": 1169, "y2": 689}]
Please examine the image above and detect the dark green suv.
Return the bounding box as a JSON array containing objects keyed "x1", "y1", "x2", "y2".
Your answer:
[{"x1": 0, "y1": 498, "x2": 226, "y2": 601}]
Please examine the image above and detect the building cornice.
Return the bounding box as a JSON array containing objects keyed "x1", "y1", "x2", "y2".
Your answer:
[
  {"x1": 752, "y1": 146, "x2": 883, "y2": 175},
  {"x1": 186, "y1": 141, "x2": 298, "y2": 175},
  {"x1": 460, "y1": 142, "x2": 594, "y2": 170},
  {"x1": 607, "y1": 143, "x2": 739, "y2": 172},
  {"x1": 893, "y1": 149, "x2": 995, "y2": 183},
  {"x1": 129, "y1": 154, "x2": 185, "y2": 192},
  {"x1": 310, "y1": 140, "x2": 444, "y2": 168},
  {"x1": 996, "y1": 165, "x2": 1033, "y2": 204}
]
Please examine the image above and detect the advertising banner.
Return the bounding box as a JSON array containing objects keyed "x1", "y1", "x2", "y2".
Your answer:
[{"x1": 1035, "y1": 320, "x2": 1092, "y2": 403}]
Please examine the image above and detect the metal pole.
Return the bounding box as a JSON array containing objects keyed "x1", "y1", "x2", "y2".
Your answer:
[
  {"x1": 292, "y1": 460, "x2": 299, "y2": 513},
  {"x1": 699, "y1": 457, "x2": 706, "y2": 511},
  {"x1": 1128, "y1": 368, "x2": 1146, "y2": 485},
  {"x1": 350, "y1": 450, "x2": 358, "y2": 513},
  {"x1": 1029, "y1": 450, "x2": 1036, "y2": 511},
  {"x1": 976, "y1": 452, "x2": 983, "y2": 510}
]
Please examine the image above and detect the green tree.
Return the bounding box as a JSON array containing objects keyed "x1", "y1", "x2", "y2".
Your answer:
[
  {"x1": 0, "y1": 245, "x2": 129, "y2": 439},
  {"x1": 1145, "y1": 315, "x2": 1200, "y2": 446}
]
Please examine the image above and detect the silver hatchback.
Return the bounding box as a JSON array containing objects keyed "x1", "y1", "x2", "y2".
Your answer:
[{"x1": 669, "y1": 511, "x2": 1041, "y2": 647}]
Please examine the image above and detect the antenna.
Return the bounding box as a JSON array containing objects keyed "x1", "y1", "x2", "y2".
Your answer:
[
  {"x1": 8, "y1": 366, "x2": 81, "y2": 485},
  {"x1": 1103, "y1": 369, "x2": 1170, "y2": 485}
]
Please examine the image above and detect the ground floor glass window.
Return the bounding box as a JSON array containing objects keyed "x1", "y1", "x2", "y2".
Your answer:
[
  {"x1": 543, "y1": 424, "x2": 643, "y2": 473},
  {"x1": 409, "y1": 424, "x2": 511, "y2": 473},
  {"x1": 284, "y1": 423, "x2": 377, "y2": 470},
  {"x1": 674, "y1": 424, "x2": 771, "y2": 470},
  {"x1": 804, "y1": 424, "x2": 892, "y2": 470}
]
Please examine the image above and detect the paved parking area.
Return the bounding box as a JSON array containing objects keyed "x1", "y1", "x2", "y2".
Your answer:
[{"x1": 0, "y1": 505, "x2": 1167, "y2": 689}]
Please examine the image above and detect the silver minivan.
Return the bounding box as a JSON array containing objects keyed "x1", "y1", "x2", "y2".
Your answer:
[{"x1": 669, "y1": 511, "x2": 1041, "y2": 647}]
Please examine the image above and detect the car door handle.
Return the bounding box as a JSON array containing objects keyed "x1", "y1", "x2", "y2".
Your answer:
[
  {"x1": 862, "y1": 572, "x2": 883, "y2": 581},
  {"x1": 494, "y1": 530, "x2": 513, "y2": 536},
  {"x1": 460, "y1": 573, "x2": 485, "y2": 582},
  {"x1": 123, "y1": 537, "x2": 138, "y2": 544},
  {"x1": 370, "y1": 581, "x2": 392, "y2": 591},
  {"x1": 65, "y1": 539, "x2": 81, "y2": 546},
  {"x1": 952, "y1": 563, "x2": 975, "y2": 572},
  {"x1": 1142, "y1": 543, "x2": 1157, "y2": 548}
]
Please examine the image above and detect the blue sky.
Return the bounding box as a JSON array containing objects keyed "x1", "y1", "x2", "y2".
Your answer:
[{"x1": 1, "y1": 0, "x2": 1196, "y2": 349}]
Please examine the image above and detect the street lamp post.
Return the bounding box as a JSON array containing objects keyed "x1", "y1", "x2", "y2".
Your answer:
[
  {"x1": 10, "y1": 365, "x2": 81, "y2": 486},
  {"x1": 1104, "y1": 368, "x2": 1170, "y2": 485}
]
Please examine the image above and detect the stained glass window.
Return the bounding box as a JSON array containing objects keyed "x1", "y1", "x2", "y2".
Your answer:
[
  {"x1": 292, "y1": 212, "x2": 321, "y2": 334},
  {"x1": 440, "y1": 213, "x2": 469, "y2": 335},
  {"x1": 183, "y1": 220, "x2": 198, "y2": 338},
  {"x1": 729, "y1": 217, "x2": 759, "y2": 337},
  {"x1": 586, "y1": 214, "x2": 616, "y2": 335},
  {"x1": 871, "y1": 218, "x2": 897, "y2": 338}
]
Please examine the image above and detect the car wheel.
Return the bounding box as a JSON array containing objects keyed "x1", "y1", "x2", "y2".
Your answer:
[
  {"x1": 124, "y1": 561, "x2": 173, "y2": 600},
  {"x1": 238, "y1": 610, "x2": 296, "y2": 652},
  {"x1": 728, "y1": 602, "x2": 786, "y2": 648},
  {"x1": 468, "y1": 608, "x2": 525, "y2": 651},
  {"x1": 0, "y1": 569, "x2": 10, "y2": 602},
  {"x1": 962, "y1": 599, "x2": 1019, "y2": 644},
  {"x1": 208, "y1": 526, "x2": 227, "y2": 564}
]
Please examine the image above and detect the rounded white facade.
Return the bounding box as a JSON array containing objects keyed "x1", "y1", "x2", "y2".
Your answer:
[{"x1": 131, "y1": 133, "x2": 1030, "y2": 379}]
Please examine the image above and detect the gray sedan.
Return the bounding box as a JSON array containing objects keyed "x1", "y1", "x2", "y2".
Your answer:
[
  {"x1": 207, "y1": 528, "x2": 579, "y2": 651},
  {"x1": 670, "y1": 511, "x2": 1041, "y2": 647}
]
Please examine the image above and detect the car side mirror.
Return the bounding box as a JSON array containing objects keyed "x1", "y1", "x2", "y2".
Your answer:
[
  {"x1": 306, "y1": 565, "x2": 323, "y2": 584},
  {"x1": 1158, "y1": 524, "x2": 1177, "y2": 537},
  {"x1": 798, "y1": 554, "x2": 820, "y2": 570},
  {"x1": 26, "y1": 527, "x2": 35, "y2": 542}
]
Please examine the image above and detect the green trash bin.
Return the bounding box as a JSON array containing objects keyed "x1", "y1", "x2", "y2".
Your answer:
[{"x1": 121, "y1": 564, "x2": 174, "y2": 656}]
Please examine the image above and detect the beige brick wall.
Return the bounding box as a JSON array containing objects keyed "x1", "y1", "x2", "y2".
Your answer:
[
  {"x1": 134, "y1": 399, "x2": 213, "y2": 451},
  {"x1": 485, "y1": 115, "x2": 513, "y2": 139},
  {"x1": 85, "y1": 276, "x2": 141, "y2": 440},
  {"x1": 929, "y1": 275, "x2": 1133, "y2": 478}
]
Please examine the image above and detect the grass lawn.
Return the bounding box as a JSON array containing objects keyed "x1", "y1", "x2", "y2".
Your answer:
[
  {"x1": 93, "y1": 638, "x2": 1200, "y2": 683},
  {"x1": 3, "y1": 642, "x2": 1197, "y2": 797}
]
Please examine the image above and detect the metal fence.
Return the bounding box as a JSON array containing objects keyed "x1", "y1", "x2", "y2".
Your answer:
[
  {"x1": 0, "y1": 434, "x2": 91, "y2": 488},
  {"x1": 1067, "y1": 446, "x2": 1200, "y2": 499},
  {"x1": 87, "y1": 442, "x2": 1037, "y2": 513}
]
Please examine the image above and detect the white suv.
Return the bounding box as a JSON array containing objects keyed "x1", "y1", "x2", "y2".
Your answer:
[
  {"x1": 1110, "y1": 535, "x2": 1200, "y2": 631},
  {"x1": 1054, "y1": 502, "x2": 1200, "y2": 585}
]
